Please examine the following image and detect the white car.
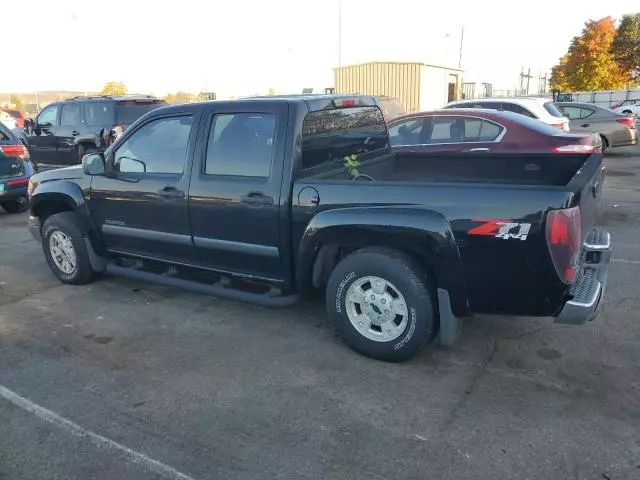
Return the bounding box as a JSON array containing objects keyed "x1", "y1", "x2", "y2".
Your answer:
[
  {"x1": 612, "y1": 100, "x2": 640, "y2": 117},
  {"x1": 445, "y1": 97, "x2": 570, "y2": 131},
  {"x1": 0, "y1": 110, "x2": 17, "y2": 130}
]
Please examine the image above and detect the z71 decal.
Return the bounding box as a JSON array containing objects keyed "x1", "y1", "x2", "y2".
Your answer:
[{"x1": 468, "y1": 219, "x2": 532, "y2": 241}]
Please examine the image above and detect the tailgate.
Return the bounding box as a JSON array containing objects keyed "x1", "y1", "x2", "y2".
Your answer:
[{"x1": 570, "y1": 153, "x2": 605, "y2": 241}]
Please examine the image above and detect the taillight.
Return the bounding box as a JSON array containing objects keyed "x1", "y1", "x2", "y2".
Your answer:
[
  {"x1": 551, "y1": 144, "x2": 595, "y2": 154},
  {"x1": 616, "y1": 117, "x2": 635, "y2": 129},
  {"x1": 546, "y1": 207, "x2": 581, "y2": 284},
  {"x1": 0, "y1": 144, "x2": 29, "y2": 158}
]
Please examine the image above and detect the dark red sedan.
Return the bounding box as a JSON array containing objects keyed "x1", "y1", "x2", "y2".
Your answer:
[{"x1": 387, "y1": 109, "x2": 601, "y2": 154}]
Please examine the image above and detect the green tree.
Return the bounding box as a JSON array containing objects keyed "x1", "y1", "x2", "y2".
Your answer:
[
  {"x1": 551, "y1": 17, "x2": 630, "y2": 91},
  {"x1": 611, "y1": 13, "x2": 640, "y2": 81},
  {"x1": 99, "y1": 81, "x2": 127, "y2": 96},
  {"x1": 162, "y1": 92, "x2": 196, "y2": 104}
]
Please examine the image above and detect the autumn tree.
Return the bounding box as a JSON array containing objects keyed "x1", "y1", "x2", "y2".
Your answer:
[
  {"x1": 162, "y1": 92, "x2": 196, "y2": 104},
  {"x1": 611, "y1": 13, "x2": 640, "y2": 81},
  {"x1": 9, "y1": 94, "x2": 25, "y2": 111},
  {"x1": 99, "y1": 81, "x2": 127, "y2": 96},
  {"x1": 551, "y1": 17, "x2": 629, "y2": 91},
  {"x1": 550, "y1": 55, "x2": 570, "y2": 91}
]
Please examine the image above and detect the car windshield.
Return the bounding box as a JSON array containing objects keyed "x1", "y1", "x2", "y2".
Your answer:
[
  {"x1": 544, "y1": 102, "x2": 565, "y2": 118},
  {"x1": 115, "y1": 100, "x2": 166, "y2": 125}
]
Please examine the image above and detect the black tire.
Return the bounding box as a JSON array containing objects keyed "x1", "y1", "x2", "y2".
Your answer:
[
  {"x1": 600, "y1": 135, "x2": 609, "y2": 152},
  {"x1": 41, "y1": 212, "x2": 100, "y2": 285},
  {"x1": 622, "y1": 109, "x2": 633, "y2": 115},
  {"x1": 326, "y1": 247, "x2": 436, "y2": 362},
  {"x1": 1, "y1": 197, "x2": 29, "y2": 213}
]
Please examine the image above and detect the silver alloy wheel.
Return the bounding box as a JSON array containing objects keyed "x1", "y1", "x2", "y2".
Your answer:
[
  {"x1": 345, "y1": 275, "x2": 408, "y2": 342},
  {"x1": 49, "y1": 231, "x2": 77, "y2": 275}
]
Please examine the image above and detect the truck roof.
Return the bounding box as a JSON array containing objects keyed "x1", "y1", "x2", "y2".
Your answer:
[{"x1": 202, "y1": 94, "x2": 379, "y2": 112}]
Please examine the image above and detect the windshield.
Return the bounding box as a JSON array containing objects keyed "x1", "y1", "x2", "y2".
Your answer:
[{"x1": 115, "y1": 100, "x2": 166, "y2": 125}]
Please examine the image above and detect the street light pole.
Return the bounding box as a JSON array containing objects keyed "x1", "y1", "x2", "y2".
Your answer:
[{"x1": 458, "y1": 25, "x2": 465, "y2": 69}]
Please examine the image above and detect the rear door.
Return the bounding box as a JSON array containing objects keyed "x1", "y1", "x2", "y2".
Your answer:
[
  {"x1": 188, "y1": 102, "x2": 288, "y2": 281},
  {"x1": 56, "y1": 102, "x2": 84, "y2": 164}
]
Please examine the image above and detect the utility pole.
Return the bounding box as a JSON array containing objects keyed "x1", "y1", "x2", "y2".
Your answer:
[
  {"x1": 458, "y1": 25, "x2": 465, "y2": 69},
  {"x1": 338, "y1": 0, "x2": 342, "y2": 66}
]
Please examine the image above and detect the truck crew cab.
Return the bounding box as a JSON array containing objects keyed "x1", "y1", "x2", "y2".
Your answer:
[{"x1": 27, "y1": 95, "x2": 611, "y2": 361}]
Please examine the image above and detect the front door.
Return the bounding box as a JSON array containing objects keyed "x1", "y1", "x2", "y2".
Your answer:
[
  {"x1": 89, "y1": 111, "x2": 198, "y2": 263},
  {"x1": 188, "y1": 103, "x2": 288, "y2": 281},
  {"x1": 27, "y1": 103, "x2": 60, "y2": 166}
]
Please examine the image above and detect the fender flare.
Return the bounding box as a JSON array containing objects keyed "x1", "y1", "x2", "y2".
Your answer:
[
  {"x1": 73, "y1": 133, "x2": 102, "y2": 150},
  {"x1": 30, "y1": 181, "x2": 104, "y2": 255},
  {"x1": 296, "y1": 206, "x2": 470, "y2": 317}
]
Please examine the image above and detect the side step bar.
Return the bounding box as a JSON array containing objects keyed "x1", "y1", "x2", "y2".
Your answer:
[{"x1": 107, "y1": 264, "x2": 301, "y2": 308}]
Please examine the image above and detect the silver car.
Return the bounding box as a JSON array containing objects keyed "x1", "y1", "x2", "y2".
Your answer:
[{"x1": 556, "y1": 102, "x2": 638, "y2": 150}]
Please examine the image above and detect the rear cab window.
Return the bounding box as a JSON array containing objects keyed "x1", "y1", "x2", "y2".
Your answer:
[
  {"x1": 300, "y1": 105, "x2": 389, "y2": 178},
  {"x1": 116, "y1": 99, "x2": 167, "y2": 125}
]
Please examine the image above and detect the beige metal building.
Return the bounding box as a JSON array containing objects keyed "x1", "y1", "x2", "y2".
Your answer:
[{"x1": 334, "y1": 61, "x2": 463, "y2": 113}]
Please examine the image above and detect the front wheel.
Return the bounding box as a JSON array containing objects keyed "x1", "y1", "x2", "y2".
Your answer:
[
  {"x1": 1, "y1": 197, "x2": 29, "y2": 213},
  {"x1": 326, "y1": 247, "x2": 437, "y2": 362},
  {"x1": 41, "y1": 212, "x2": 101, "y2": 285}
]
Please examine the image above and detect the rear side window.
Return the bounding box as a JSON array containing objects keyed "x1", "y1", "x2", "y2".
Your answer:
[
  {"x1": 429, "y1": 116, "x2": 504, "y2": 143},
  {"x1": 301, "y1": 106, "x2": 388, "y2": 174},
  {"x1": 116, "y1": 100, "x2": 166, "y2": 125},
  {"x1": 205, "y1": 113, "x2": 276, "y2": 177},
  {"x1": 60, "y1": 104, "x2": 82, "y2": 126},
  {"x1": 543, "y1": 102, "x2": 564, "y2": 118},
  {"x1": 502, "y1": 103, "x2": 537, "y2": 118},
  {"x1": 0, "y1": 122, "x2": 15, "y2": 142},
  {"x1": 85, "y1": 102, "x2": 113, "y2": 126}
]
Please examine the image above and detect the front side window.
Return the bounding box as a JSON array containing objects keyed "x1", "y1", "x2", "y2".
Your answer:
[
  {"x1": 388, "y1": 118, "x2": 425, "y2": 146},
  {"x1": 60, "y1": 104, "x2": 82, "y2": 126},
  {"x1": 114, "y1": 115, "x2": 193, "y2": 174},
  {"x1": 205, "y1": 113, "x2": 276, "y2": 177},
  {"x1": 37, "y1": 105, "x2": 58, "y2": 125}
]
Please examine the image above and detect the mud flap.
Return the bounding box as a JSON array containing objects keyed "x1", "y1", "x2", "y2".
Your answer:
[{"x1": 437, "y1": 288, "x2": 463, "y2": 346}]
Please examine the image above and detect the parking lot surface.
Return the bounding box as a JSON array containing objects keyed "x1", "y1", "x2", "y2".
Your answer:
[{"x1": 1, "y1": 147, "x2": 639, "y2": 480}]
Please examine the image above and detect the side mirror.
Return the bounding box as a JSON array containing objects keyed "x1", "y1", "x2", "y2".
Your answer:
[{"x1": 82, "y1": 152, "x2": 106, "y2": 175}]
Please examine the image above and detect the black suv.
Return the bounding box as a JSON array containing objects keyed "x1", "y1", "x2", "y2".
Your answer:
[{"x1": 21, "y1": 95, "x2": 166, "y2": 168}]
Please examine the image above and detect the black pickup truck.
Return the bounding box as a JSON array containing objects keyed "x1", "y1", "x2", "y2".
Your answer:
[{"x1": 27, "y1": 95, "x2": 611, "y2": 361}]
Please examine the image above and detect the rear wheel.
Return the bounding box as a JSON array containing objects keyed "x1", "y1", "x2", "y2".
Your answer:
[
  {"x1": 622, "y1": 109, "x2": 633, "y2": 115},
  {"x1": 600, "y1": 135, "x2": 609, "y2": 152},
  {"x1": 42, "y1": 212, "x2": 101, "y2": 285},
  {"x1": 326, "y1": 247, "x2": 437, "y2": 362},
  {"x1": 1, "y1": 196, "x2": 29, "y2": 213}
]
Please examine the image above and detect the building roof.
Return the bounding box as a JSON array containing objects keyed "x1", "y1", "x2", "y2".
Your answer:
[{"x1": 334, "y1": 61, "x2": 463, "y2": 72}]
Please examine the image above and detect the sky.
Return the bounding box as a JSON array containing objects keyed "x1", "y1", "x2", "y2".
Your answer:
[{"x1": 2, "y1": 0, "x2": 638, "y2": 97}]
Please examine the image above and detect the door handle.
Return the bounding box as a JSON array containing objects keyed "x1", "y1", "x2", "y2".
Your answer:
[
  {"x1": 71, "y1": 131, "x2": 80, "y2": 136},
  {"x1": 240, "y1": 191, "x2": 273, "y2": 207},
  {"x1": 580, "y1": 124, "x2": 590, "y2": 128},
  {"x1": 158, "y1": 186, "x2": 185, "y2": 199}
]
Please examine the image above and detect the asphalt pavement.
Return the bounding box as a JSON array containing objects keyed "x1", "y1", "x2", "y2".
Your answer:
[{"x1": 0, "y1": 147, "x2": 639, "y2": 480}]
